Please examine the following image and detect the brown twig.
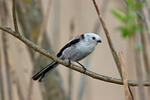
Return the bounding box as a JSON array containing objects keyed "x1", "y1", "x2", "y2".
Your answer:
[
  {"x1": 91, "y1": 0, "x2": 136, "y2": 98},
  {"x1": 143, "y1": 3, "x2": 150, "y2": 42},
  {"x1": 92, "y1": 0, "x2": 122, "y2": 77},
  {"x1": 92, "y1": 0, "x2": 109, "y2": 33},
  {"x1": 119, "y1": 52, "x2": 130, "y2": 100},
  {"x1": 140, "y1": 32, "x2": 150, "y2": 75},
  {"x1": 12, "y1": 0, "x2": 19, "y2": 33},
  {"x1": 135, "y1": 0, "x2": 149, "y2": 99},
  {"x1": 1, "y1": 26, "x2": 150, "y2": 86},
  {"x1": 137, "y1": 1, "x2": 150, "y2": 79}
]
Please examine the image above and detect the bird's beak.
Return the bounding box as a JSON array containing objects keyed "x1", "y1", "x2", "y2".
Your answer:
[{"x1": 97, "y1": 40, "x2": 101, "y2": 43}]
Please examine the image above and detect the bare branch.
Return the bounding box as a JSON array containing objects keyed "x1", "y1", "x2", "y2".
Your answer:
[
  {"x1": 92, "y1": 0, "x2": 122, "y2": 77},
  {"x1": 12, "y1": 0, "x2": 19, "y2": 33},
  {"x1": 119, "y1": 52, "x2": 130, "y2": 100},
  {"x1": 0, "y1": 26, "x2": 150, "y2": 86},
  {"x1": 92, "y1": 1, "x2": 136, "y2": 98}
]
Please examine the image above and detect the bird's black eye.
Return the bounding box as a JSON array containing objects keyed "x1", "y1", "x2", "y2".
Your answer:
[{"x1": 92, "y1": 37, "x2": 96, "y2": 40}]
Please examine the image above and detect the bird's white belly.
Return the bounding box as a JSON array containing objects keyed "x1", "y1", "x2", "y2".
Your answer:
[{"x1": 62, "y1": 43, "x2": 96, "y2": 61}]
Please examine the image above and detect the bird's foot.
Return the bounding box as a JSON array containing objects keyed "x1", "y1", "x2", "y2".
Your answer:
[
  {"x1": 76, "y1": 62, "x2": 87, "y2": 73},
  {"x1": 39, "y1": 73, "x2": 45, "y2": 82},
  {"x1": 66, "y1": 59, "x2": 71, "y2": 67},
  {"x1": 81, "y1": 66, "x2": 87, "y2": 72}
]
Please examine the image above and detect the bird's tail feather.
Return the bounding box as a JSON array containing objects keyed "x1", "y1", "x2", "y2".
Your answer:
[{"x1": 32, "y1": 62, "x2": 58, "y2": 82}]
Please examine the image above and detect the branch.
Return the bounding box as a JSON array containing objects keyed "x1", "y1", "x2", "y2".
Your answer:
[
  {"x1": 12, "y1": 0, "x2": 19, "y2": 33},
  {"x1": 119, "y1": 52, "x2": 130, "y2": 100},
  {"x1": 0, "y1": 26, "x2": 150, "y2": 86},
  {"x1": 92, "y1": 0, "x2": 122, "y2": 77},
  {"x1": 92, "y1": 1, "x2": 135, "y2": 98}
]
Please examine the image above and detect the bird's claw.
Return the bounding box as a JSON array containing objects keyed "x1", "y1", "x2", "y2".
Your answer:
[
  {"x1": 82, "y1": 66, "x2": 87, "y2": 73},
  {"x1": 66, "y1": 60, "x2": 71, "y2": 67}
]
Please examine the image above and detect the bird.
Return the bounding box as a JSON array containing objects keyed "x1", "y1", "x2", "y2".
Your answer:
[{"x1": 32, "y1": 33, "x2": 102, "y2": 82}]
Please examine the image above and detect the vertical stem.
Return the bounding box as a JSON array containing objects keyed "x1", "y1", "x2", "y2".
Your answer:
[
  {"x1": 119, "y1": 52, "x2": 130, "y2": 100},
  {"x1": 12, "y1": 0, "x2": 19, "y2": 33},
  {"x1": 135, "y1": 0, "x2": 150, "y2": 99},
  {"x1": 91, "y1": 0, "x2": 135, "y2": 99},
  {"x1": 92, "y1": 0, "x2": 109, "y2": 33},
  {"x1": 92, "y1": 0, "x2": 122, "y2": 77},
  {"x1": 136, "y1": 0, "x2": 150, "y2": 78},
  {"x1": 140, "y1": 32, "x2": 150, "y2": 75},
  {"x1": 133, "y1": 36, "x2": 146, "y2": 100}
]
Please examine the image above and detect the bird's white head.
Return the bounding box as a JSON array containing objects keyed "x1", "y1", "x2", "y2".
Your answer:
[{"x1": 81, "y1": 33, "x2": 102, "y2": 44}]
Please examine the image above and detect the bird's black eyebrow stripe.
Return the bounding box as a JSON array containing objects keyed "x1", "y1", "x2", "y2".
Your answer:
[{"x1": 57, "y1": 38, "x2": 80, "y2": 57}]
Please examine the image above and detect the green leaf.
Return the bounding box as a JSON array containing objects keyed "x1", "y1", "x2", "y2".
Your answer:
[
  {"x1": 134, "y1": 2, "x2": 144, "y2": 10},
  {"x1": 117, "y1": 26, "x2": 129, "y2": 38},
  {"x1": 127, "y1": 0, "x2": 134, "y2": 10},
  {"x1": 111, "y1": 10, "x2": 127, "y2": 23},
  {"x1": 111, "y1": 0, "x2": 146, "y2": 39}
]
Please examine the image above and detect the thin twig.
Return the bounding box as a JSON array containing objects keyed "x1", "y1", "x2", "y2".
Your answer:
[
  {"x1": 92, "y1": 0, "x2": 109, "y2": 33},
  {"x1": 92, "y1": 0, "x2": 122, "y2": 77},
  {"x1": 92, "y1": 1, "x2": 134, "y2": 98},
  {"x1": 0, "y1": 26, "x2": 150, "y2": 86},
  {"x1": 137, "y1": 2, "x2": 150, "y2": 78},
  {"x1": 119, "y1": 52, "x2": 130, "y2": 100},
  {"x1": 12, "y1": 0, "x2": 19, "y2": 33},
  {"x1": 141, "y1": 31, "x2": 150, "y2": 75},
  {"x1": 135, "y1": 0, "x2": 148, "y2": 99},
  {"x1": 143, "y1": 3, "x2": 150, "y2": 42}
]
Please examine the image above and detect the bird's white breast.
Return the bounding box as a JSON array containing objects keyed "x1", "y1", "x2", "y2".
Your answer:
[
  {"x1": 77, "y1": 40, "x2": 96, "y2": 54},
  {"x1": 61, "y1": 38, "x2": 97, "y2": 61},
  {"x1": 72, "y1": 40, "x2": 96, "y2": 61}
]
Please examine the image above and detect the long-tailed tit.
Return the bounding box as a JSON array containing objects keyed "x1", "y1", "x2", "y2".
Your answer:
[{"x1": 32, "y1": 33, "x2": 102, "y2": 82}]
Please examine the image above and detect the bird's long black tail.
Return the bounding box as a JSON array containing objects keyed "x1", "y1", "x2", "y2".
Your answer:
[{"x1": 32, "y1": 62, "x2": 58, "y2": 82}]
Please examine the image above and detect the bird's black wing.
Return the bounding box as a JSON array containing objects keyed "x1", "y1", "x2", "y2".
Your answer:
[
  {"x1": 32, "y1": 61, "x2": 58, "y2": 82},
  {"x1": 57, "y1": 38, "x2": 80, "y2": 57}
]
